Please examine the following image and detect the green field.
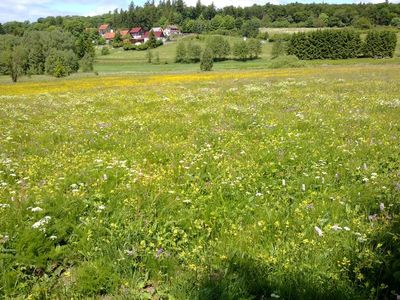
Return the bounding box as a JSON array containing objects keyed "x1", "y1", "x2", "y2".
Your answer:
[
  {"x1": 93, "y1": 33, "x2": 400, "y2": 74},
  {"x1": 94, "y1": 35, "x2": 273, "y2": 73},
  {"x1": 0, "y1": 64, "x2": 399, "y2": 299}
]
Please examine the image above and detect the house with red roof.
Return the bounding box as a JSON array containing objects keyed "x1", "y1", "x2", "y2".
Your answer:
[
  {"x1": 102, "y1": 26, "x2": 166, "y2": 45},
  {"x1": 119, "y1": 30, "x2": 130, "y2": 37},
  {"x1": 164, "y1": 25, "x2": 181, "y2": 36},
  {"x1": 144, "y1": 29, "x2": 166, "y2": 43},
  {"x1": 130, "y1": 27, "x2": 145, "y2": 40},
  {"x1": 98, "y1": 24, "x2": 111, "y2": 36},
  {"x1": 103, "y1": 32, "x2": 115, "y2": 43}
]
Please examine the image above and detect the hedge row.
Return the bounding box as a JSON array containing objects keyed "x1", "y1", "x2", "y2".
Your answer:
[
  {"x1": 287, "y1": 29, "x2": 397, "y2": 60},
  {"x1": 363, "y1": 31, "x2": 397, "y2": 58}
]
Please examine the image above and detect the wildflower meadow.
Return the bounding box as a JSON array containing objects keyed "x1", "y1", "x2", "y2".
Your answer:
[{"x1": 0, "y1": 65, "x2": 399, "y2": 299}]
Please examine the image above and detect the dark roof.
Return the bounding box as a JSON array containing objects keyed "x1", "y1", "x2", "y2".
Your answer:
[
  {"x1": 130, "y1": 27, "x2": 142, "y2": 33},
  {"x1": 99, "y1": 24, "x2": 109, "y2": 30}
]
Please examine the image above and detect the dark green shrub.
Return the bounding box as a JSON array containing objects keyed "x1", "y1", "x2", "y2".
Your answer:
[
  {"x1": 391, "y1": 17, "x2": 400, "y2": 28},
  {"x1": 111, "y1": 41, "x2": 123, "y2": 48},
  {"x1": 101, "y1": 46, "x2": 110, "y2": 55},
  {"x1": 79, "y1": 53, "x2": 94, "y2": 72},
  {"x1": 186, "y1": 42, "x2": 202, "y2": 63},
  {"x1": 136, "y1": 43, "x2": 149, "y2": 51},
  {"x1": 352, "y1": 17, "x2": 372, "y2": 29},
  {"x1": 271, "y1": 40, "x2": 286, "y2": 58},
  {"x1": 155, "y1": 40, "x2": 163, "y2": 47},
  {"x1": 97, "y1": 37, "x2": 106, "y2": 45},
  {"x1": 287, "y1": 29, "x2": 362, "y2": 60},
  {"x1": 206, "y1": 36, "x2": 231, "y2": 61},
  {"x1": 45, "y1": 49, "x2": 78, "y2": 77},
  {"x1": 175, "y1": 42, "x2": 187, "y2": 63},
  {"x1": 122, "y1": 42, "x2": 134, "y2": 51},
  {"x1": 147, "y1": 30, "x2": 157, "y2": 48},
  {"x1": 241, "y1": 17, "x2": 261, "y2": 38},
  {"x1": 232, "y1": 40, "x2": 249, "y2": 61},
  {"x1": 200, "y1": 47, "x2": 213, "y2": 71},
  {"x1": 363, "y1": 30, "x2": 397, "y2": 58},
  {"x1": 248, "y1": 38, "x2": 262, "y2": 59},
  {"x1": 257, "y1": 31, "x2": 269, "y2": 40}
]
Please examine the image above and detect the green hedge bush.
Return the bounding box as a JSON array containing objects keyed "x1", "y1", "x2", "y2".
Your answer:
[
  {"x1": 287, "y1": 29, "x2": 397, "y2": 60},
  {"x1": 287, "y1": 29, "x2": 362, "y2": 60},
  {"x1": 363, "y1": 30, "x2": 397, "y2": 58}
]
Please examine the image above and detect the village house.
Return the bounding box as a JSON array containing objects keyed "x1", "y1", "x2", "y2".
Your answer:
[
  {"x1": 129, "y1": 27, "x2": 145, "y2": 44},
  {"x1": 101, "y1": 26, "x2": 167, "y2": 45},
  {"x1": 119, "y1": 29, "x2": 130, "y2": 38},
  {"x1": 144, "y1": 29, "x2": 166, "y2": 43},
  {"x1": 164, "y1": 25, "x2": 181, "y2": 36},
  {"x1": 103, "y1": 32, "x2": 115, "y2": 44},
  {"x1": 98, "y1": 24, "x2": 111, "y2": 36}
]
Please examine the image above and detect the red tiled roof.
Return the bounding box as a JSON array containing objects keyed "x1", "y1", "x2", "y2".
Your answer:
[
  {"x1": 130, "y1": 27, "x2": 142, "y2": 33},
  {"x1": 119, "y1": 30, "x2": 129, "y2": 36},
  {"x1": 144, "y1": 31, "x2": 164, "y2": 38},
  {"x1": 99, "y1": 24, "x2": 109, "y2": 30},
  {"x1": 104, "y1": 32, "x2": 115, "y2": 40}
]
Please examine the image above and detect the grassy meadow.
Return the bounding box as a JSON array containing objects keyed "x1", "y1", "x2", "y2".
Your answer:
[
  {"x1": 0, "y1": 64, "x2": 399, "y2": 299},
  {"x1": 93, "y1": 32, "x2": 400, "y2": 74}
]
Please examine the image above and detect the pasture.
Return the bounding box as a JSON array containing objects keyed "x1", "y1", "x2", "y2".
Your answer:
[
  {"x1": 0, "y1": 65, "x2": 400, "y2": 299},
  {"x1": 94, "y1": 33, "x2": 400, "y2": 74}
]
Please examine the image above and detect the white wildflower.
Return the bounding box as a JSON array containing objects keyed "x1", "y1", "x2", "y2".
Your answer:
[
  {"x1": 379, "y1": 203, "x2": 385, "y2": 212},
  {"x1": 271, "y1": 293, "x2": 280, "y2": 298},
  {"x1": 32, "y1": 216, "x2": 51, "y2": 229},
  {"x1": 49, "y1": 235, "x2": 57, "y2": 240},
  {"x1": 331, "y1": 224, "x2": 342, "y2": 231},
  {"x1": 314, "y1": 226, "x2": 323, "y2": 237},
  {"x1": 301, "y1": 184, "x2": 306, "y2": 192},
  {"x1": 0, "y1": 234, "x2": 9, "y2": 244},
  {"x1": 255, "y1": 192, "x2": 263, "y2": 197},
  {"x1": 98, "y1": 205, "x2": 106, "y2": 211},
  {"x1": 30, "y1": 207, "x2": 43, "y2": 212},
  {"x1": 282, "y1": 179, "x2": 286, "y2": 187},
  {"x1": 343, "y1": 226, "x2": 350, "y2": 231},
  {"x1": 0, "y1": 203, "x2": 10, "y2": 209}
]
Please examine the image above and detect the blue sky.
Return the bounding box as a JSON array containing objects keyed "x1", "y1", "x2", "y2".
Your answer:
[{"x1": 0, "y1": 0, "x2": 398, "y2": 23}]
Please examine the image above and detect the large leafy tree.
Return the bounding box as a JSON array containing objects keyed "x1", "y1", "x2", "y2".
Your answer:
[{"x1": 9, "y1": 45, "x2": 28, "y2": 82}]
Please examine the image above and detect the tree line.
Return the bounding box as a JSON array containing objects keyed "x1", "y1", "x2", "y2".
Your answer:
[
  {"x1": 0, "y1": 30, "x2": 95, "y2": 82},
  {"x1": 176, "y1": 36, "x2": 262, "y2": 67},
  {"x1": 0, "y1": 1, "x2": 399, "y2": 39}
]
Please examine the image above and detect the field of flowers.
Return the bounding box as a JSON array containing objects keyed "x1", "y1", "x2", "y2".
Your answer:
[{"x1": 0, "y1": 65, "x2": 399, "y2": 299}]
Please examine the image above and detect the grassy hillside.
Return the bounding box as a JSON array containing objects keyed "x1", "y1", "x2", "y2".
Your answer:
[
  {"x1": 0, "y1": 65, "x2": 399, "y2": 298},
  {"x1": 94, "y1": 33, "x2": 400, "y2": 74},
  {"x1": 94, "y1": 35, "x2": 273, "y2": 73}
]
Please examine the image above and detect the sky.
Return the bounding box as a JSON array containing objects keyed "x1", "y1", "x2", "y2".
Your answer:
[{"x1": 0, "y1": 0, "x2": 399, "y2": 23}]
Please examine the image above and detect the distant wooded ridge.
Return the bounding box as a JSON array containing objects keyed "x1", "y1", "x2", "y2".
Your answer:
[{"x1": 1, "y1": 1, "x2": 400, "y2": 37}]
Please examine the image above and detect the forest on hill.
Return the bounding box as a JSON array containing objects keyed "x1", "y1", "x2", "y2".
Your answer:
[{"x1": 1, "y1": 1, "x2": 400, "y2": 37}]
